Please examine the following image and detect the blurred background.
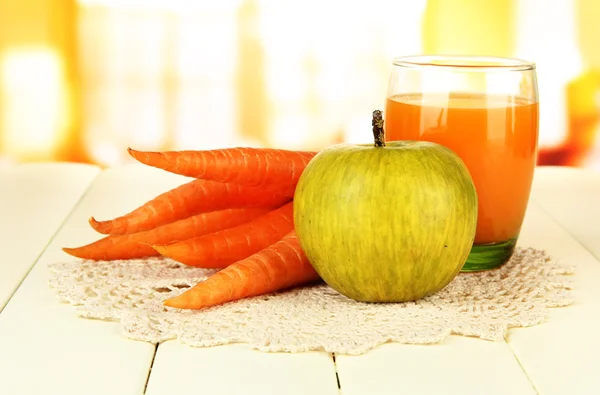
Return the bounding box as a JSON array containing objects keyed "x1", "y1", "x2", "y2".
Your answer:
[{"x1": 0, "y1": 0, "x2": 599, "y2": 169}]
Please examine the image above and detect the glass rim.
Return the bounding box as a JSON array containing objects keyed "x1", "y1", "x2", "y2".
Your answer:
[{"x1": 392, "y1": 54, "x2": 536, "y2": 71}]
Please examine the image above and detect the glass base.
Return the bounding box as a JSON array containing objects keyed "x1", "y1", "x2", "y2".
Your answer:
[{"x1": 460, "y1": 238, "x2": 517, "y2": 272}]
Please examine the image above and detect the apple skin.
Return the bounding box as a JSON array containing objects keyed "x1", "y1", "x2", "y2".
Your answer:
[{"x1": 293, "y1": 140, "x2": 478, "y2": 303}]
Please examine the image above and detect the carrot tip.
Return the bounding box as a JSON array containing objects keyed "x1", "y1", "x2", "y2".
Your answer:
[
  {"x1": 62, "y1": 246, "x2": 85, "y2": 259},
  {"x1": 88, "y1": 216, "x2": 100, "y2": 227},
  {"x1": 163, "y1": 296, "x2": 185, "y2": 309},
  {"x1": 88, "y1": 216, "x2": 113, "y2": 235},
  {"x1": 127, "y1": 147, "x2": 140, "y2": 160},
  {"x1": 127, "y1": 147, "x2": 146, "y2": 157}
]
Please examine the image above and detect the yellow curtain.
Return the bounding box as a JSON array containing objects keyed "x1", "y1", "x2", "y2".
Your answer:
[{"x1": 0, "y1": 0, "x2": 86, "y2": 163}]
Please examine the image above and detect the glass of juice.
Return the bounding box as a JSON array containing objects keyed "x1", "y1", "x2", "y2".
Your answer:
[{"x1": 384, "y1": 55, "x2": 538, "y2": 271}]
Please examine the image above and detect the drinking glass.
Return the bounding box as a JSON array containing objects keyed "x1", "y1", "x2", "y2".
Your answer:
[{"x1": 384, "y1": 55, "x2": 539, "y2": 271}]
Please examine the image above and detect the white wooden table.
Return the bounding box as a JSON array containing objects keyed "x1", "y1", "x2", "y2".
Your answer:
[{"x1": 0, "y1": 163, "x2": 599, "y2": 395}]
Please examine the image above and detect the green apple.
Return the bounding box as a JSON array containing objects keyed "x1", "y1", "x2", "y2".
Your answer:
[{"x1": 293, "y1": 110, "x2": 477, "y2": 303}]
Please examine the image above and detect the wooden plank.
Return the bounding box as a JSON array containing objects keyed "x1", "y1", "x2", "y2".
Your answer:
[
  {"x1": 146, "y1": 342, "x2": 339, "y2": 395},
  {"x1": 0, "y1": 163, "x2": 101, "y2": 310},
  {"x1": 335, "y1": 336, "x2": 535, "y2": 395},
  {"x1": 0, "y1": 164, "x2": 191, "y2": 395},
  {"x1": 530, "y1": 166, "x2": 600, "y2": 260},
  {"x1": 506, "y1": 182, "x2": 600, "y2": 395}
]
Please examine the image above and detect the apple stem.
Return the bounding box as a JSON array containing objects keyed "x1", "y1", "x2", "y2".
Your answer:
[{"x1": 372, "y1": 110, "x2": 385, "y2": 147}]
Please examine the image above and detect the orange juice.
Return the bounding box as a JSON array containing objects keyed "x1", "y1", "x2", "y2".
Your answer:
[{"x1": 384, "y1": 92, "x2": 538, "y2": 244}]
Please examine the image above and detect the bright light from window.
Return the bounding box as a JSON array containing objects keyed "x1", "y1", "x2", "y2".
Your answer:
[{"x1": 0, "y1": 48, "x2": 68, "y2": 159}]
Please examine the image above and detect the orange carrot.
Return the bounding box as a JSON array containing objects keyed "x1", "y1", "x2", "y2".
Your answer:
[
  {"x1": 153, "y1": 202, "x2": 295, "y2": 268},
  {"x1": 127, "y1": 147, "x2": 317, "y2": 197},
  {"x1": 62, "y1": 207, "x2": 271, "y2": 260},
  {"x1": 89, "y1": 178, "x2": 290, "y2": 235},
  {"x1": 163, "y1": 231, "x2": 320, "y2": 310}
]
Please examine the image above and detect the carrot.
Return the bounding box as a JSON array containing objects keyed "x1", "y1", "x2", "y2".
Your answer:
[
  {"x1": 163, "y1": 231, "x2": 320, "y2": 310},
  {"x1": 127, "y1": 147, "x2": 317, "y2": 197},
  {"x1": 152, "y1": 202, "x2": 295, "y2": 268},
  {"x1": 62, "y1": 207, "x2": 271, "y2": 260},
  {"x1": 89, "y1": 178, "x2": 290, "y2": 235}
]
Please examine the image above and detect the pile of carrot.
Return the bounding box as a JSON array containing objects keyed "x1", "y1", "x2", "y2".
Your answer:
[{"x1": 63, "y1": 147, "x2": 322, "y2": 310}]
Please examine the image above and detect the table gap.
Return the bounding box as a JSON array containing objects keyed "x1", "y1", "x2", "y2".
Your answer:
[
  {"x1": 332, "y1": 353, "x2": 342, "y2": 393},
  {"x1": 143, "y1": 343, "x2": 160, "y2": 394},
  {"x1": 505, "y1": 340, "x2": 541, "y2": 395}
]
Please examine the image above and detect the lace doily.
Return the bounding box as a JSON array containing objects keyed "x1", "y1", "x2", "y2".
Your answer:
[{"x1": 47, "y1": 247, "x2": 574, "y2": 355}]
